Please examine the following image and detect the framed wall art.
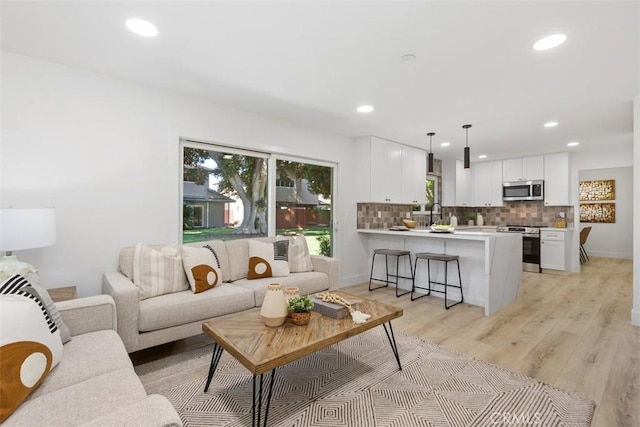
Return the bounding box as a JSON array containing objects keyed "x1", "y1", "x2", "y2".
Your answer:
[
  {"x1": 579, "y1": 179, "x2": 615, "y2": 201},
  {"x1": 579, "y1": 203, "x2": 615, "y2": 223}
]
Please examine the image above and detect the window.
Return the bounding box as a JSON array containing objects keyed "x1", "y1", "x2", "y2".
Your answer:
[
  {"x1": 181, "y1": 140, "x2": 336, "y2": 256},
  {"x1": 184, "y1": 204, "x2": 204, "y2": 228},
  {"x1": 182, "y1": 142, "x2": 269, "y2": 243},
  {"x1": 275, "y1": 159, "x2": 333, "y2": 256},
  {"x1": 414, "y1": 174, "x2": 440, "y2": 212}
]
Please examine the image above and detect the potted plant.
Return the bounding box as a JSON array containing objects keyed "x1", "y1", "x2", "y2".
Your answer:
[
  {"x1": 465, "y1": 214, "x2": 476, "y2": 226},
  {"x1": 287, "y1": 295, "x2": 315, "y2": 326}
]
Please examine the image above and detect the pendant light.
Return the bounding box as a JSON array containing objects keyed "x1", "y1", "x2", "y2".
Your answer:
[
  {"x1": 427, "y1": 132, "x2": 435, "y2": 173},
  {"x1": 462, "y1": 124, "x2": 472, "y2": 169}
]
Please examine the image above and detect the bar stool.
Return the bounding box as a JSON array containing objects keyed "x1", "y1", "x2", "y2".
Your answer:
[
  {"x1": 411, "y1": 252, "x2": 463, "y2": 309},
  {"x1": 368, "y1": 249, "x2": 413, "y2": 297}
]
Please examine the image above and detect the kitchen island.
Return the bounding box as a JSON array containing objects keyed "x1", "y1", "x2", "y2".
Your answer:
[{"x1": 358, "y1": 228, "x2": 522, "y2": 315}]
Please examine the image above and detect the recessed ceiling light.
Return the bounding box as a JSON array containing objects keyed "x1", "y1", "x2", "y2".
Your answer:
[
  {"x1": 440, "y1": 142, "x2": 450, "y2": 147},
  {"x1": 126, "y1": 18, "x2": 158, "y2": 38},
  {"x1": 567, "y1": 141, "x2": 580, "y2": 147},
  {"x1": 478, "y1": 154, "x2": 487, "y2": 159},
  {"x1": 544, "y1": 121, "x2": 559, "y2": 128},
  {"x1": 357, "y1": 105, "x2": 374, "y2": 113},
  {"x1": 399, "y1": 54, "x2": 416, "y2": 63},
  {"x1": 533, "y1": 34, "x2": 567, "y2": 51}
]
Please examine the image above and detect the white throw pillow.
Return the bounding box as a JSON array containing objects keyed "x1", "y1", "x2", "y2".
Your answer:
[
  {"x1": 0, "y1": 294, "x2": 63, "y2": 423},
  {"x1": 182, "y1": 245, "x2": 223, "y2": 294},
  {"x1": 132, "y1": 244, "x2": 189, "y2": 300},
  {"x1": 248, "y1": 239, "x2": 290, "y2": 279},
  {"x1": 277, "y1": 235, "x2": 313, "y2": 273},
  {"x1": 1, "y1": 274, "x2": 72, "y2": 344}
]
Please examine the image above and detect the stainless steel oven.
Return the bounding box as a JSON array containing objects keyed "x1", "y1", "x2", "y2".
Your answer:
[{"x1": 497, "y1": 225, "x2": 541, "y2": 272}]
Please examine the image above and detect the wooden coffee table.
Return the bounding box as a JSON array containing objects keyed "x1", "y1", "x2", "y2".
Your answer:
[{"x1": 202, "y1": 291, "x2": 403, "y2": 427}]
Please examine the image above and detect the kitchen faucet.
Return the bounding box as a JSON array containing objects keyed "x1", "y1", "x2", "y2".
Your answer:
[{"x1": 429, "y1": 203, "x2": 443, "y2": 226}]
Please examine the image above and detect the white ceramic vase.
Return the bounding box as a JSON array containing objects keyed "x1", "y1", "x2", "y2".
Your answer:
[{"x1": 260, "y1": 283, "x2": 288, "y2": 327}]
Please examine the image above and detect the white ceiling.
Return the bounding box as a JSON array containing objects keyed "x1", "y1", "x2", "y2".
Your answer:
[{"x1": 2, "y1": 1, "x2": 638, "y2": 161}]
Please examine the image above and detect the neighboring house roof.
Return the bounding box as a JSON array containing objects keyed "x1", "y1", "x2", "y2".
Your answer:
[{"x1": 183, "y1": 182, "x2": 235, "y2": 203}]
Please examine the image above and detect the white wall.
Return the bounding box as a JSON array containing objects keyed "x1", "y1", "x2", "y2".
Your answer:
[
  {"x1": 569, "y1": 147, "x2": 633, "y2": 272},
  {"x1": 1, "y1": 52, "x2": 367, "y2": 296},
  {"x1": 634, "y1": 95, "x2": 640, "y2": 326},
  {"x1": 578, "y1": 167, "x2": 633, "y2": 259}
]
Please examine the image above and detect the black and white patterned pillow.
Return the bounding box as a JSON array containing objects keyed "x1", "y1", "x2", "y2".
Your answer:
[
  {"x1": 0, "y1": 274, "x2": 71, "y2": 344},
  {"x1": 247, "y1": 240, "x2": 290, "y2": 279}
]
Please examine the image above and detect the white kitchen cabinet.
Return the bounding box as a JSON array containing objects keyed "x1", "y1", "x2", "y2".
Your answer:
[
  {"x1": 355, "y1": 136, "x2": 425, "y2": 203},
  {"x1": 472, "y1": 160, "x2": 503, "y2": 207},
  {"x1": 543, "y1": 153, "x2": 570, "y2": 206},
  {"x1": 401, "y1": 145, "x2": 427, "y2": 204},
  {"x1": 442, "y1": 159, "x2": 471, "y2": 207},
  {"x1": 502, "y1": 156, "x2": 544, "y2": 182},
  {"x1": 540, "y1": 229, "x2": 573, "y2": 271},
  {"x1": 355, "y1": 136, "x2": 401, "y2": 202}
]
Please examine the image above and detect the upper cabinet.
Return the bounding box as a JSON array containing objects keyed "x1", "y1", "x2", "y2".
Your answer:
[
  {"x1": 472, "y1": 160, "x2": 504, "y2": 207},
  {"x1": 543, "y1": 152, "x2": 570, "y2": 206},
  {"x1": 401, "y1": 145, "x2": 427, "y2": 204},
  {"x1": 442, "y1": 159, "x2": 471, "y2": 207},
  {"x1": 355, "y1": 136, "x2": 426, "y2": 204},
  {"x1": 502, "y1": 156, "x2": 544, "y2": 181}
]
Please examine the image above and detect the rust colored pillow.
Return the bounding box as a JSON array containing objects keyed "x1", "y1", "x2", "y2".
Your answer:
[
  {"x1": 181, "y1": 245, "x2": 222, "y2": 293},
  {"x1": 247, "y1": 239, "x2": 290, "y2": 279},
  {"x1": 0, "y1": 294, "x2": 63, "y2": 422}
]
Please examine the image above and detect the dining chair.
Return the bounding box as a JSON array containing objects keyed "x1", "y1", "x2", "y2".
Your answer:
[{"x1": 580, "y1": 226, "x2": 592, "y2": 264}]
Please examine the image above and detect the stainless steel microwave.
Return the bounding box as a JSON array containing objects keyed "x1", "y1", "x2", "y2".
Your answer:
[{"x1": 502, "y1": 180, "x2": 544, "y2": 201}]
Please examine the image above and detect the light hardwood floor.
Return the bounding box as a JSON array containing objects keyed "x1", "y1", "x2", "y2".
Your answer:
[
  {"x1": 131, "y1": 257, "x2": 638, "y2": 427},
  {"x1": 345, "y1": 257, "x2": 639, "y2": 427}
]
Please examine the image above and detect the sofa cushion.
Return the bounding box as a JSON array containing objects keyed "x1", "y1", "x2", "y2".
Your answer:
[
  {"x1": 29, "y1": 330, "x2": 131, "y2": 399},
  {"x1": 184, "y1": 239, "x2": 231, "y2": 283},
  {"x1": 233, "y1": 271, "x2": 330, "y2": 306},
  {"x1": 248, "y1": 239, "x2": 290, "y2": 279},
  {"x1": 132, "y1": 244, "x2": 189, "y2": 300},
  {"x1": 6, "y1": 368, "x2": 147, "y2": 426},
  {"x1": 138, "y1": 283, "x2": 255, "y2": 332},
  {"x1": 79, "y1": 395, "x2": 182, "y2": 427},
  {"x1": 277, "y1": 235, "x2": 313, "y2": 272},
  {"x1": 224, "y1": 238, "x2": 251, "y2": 281},
  {"x1": 182, "y1": 245, "x2": 222, "y2": 293},
  {"x1": 0, "y1": 293, "x2": 64, "y2": 423}
]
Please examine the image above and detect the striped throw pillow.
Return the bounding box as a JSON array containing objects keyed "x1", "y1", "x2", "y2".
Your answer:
[
  {"x1": 0, "y1": 274, "x2": 71, "y2": 344},
  {"x1": 277, "y1": 235, "x2": 313, "y2": 273},
  {"x1": 132, "y1": 244, "x2": 189, "y2": 300}
]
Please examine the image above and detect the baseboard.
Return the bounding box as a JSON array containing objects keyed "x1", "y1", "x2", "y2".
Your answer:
[
  {"x1": 632, "y1": 309, "x2": 640, "y2": 327},
  {"x1": 587, "y1": 251, "x2": 632, "y2": 260},
  {"x1": 339, "y1": 273, "x2": 368, "y2": 288}
]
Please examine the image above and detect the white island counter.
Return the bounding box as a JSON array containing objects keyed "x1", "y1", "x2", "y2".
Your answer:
[{"x1": 358, "y1": 228, "x2": 522, "y2": 315}]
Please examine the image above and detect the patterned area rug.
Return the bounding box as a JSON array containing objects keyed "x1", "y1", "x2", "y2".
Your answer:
[{"x1": 135, "y1": 329, "x2": 594, "y2": 427}]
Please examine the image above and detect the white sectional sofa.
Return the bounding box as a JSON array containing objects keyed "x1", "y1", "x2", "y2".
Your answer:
[
  {"x1": 103, "y1": 237, "x2": 339, "y2": 353},
  {"x1": 5, "y1": 294, "x2": 181, "y2": 426}
]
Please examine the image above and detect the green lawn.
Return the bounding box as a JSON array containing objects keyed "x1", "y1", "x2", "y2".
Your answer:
[{"x1": 182, "y1": 226, "x2": 331, "y2": 256}]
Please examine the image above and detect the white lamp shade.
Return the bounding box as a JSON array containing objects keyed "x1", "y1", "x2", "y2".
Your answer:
[{"x1": 0, "y1": 208, "x2": 56, "y2": 252}]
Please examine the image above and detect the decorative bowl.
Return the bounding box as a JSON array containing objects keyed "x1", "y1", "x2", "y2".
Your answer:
[
  {"x1": 430, "y1": 224, "x2": 455, "y2": 233},
  {"x1": 402, "y1": 219, "x2": 417, "y2": 228}
]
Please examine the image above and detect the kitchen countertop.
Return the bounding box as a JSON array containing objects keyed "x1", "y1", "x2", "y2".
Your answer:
[
  {"x1": 358, "y1": 227, "x2": 522, "y2": 315},
  {"x1": 357, "y1": 227, "x2": 510, "y2": 240}
]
